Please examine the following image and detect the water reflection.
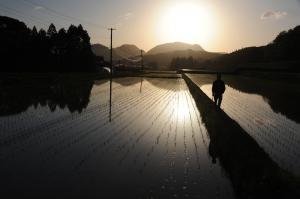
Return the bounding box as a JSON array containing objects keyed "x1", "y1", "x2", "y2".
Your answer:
[
  {"x1": 140, "y1": 77, "x2": 143, "y2": 93},
  {"x1": 184, "y1": 75, "x2": 299, "y2": 198},
  {"x1": 187, "y1": 74, "x2": 300, "y2": 176},
  {"x1": 201, "y1": 84, "x2": 300, "y2": 176},
  {"x1": 224, "y1": 76, "x2": 300, "y2": 124},
  {"x1": 188, "y1": 74, "x2": 300, "y2": 123},
  {"x1": 0, "y1": 76, "x2": 94, "y2": 116},
  {"x1": 0, "y1": 77, "x2": 235, "y2": 198}
]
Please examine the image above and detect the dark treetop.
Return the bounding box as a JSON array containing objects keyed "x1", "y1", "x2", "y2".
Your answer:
[{"x1": 0, "y1": 16, "x2": 97, "y2": 72}]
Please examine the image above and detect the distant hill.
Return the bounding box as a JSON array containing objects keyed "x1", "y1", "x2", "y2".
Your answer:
[
  {"x1": 114, "y1": 44, "x2": 143, "y2": 59},
  {"x1": 210, "y1": 25, "x2": 300, "y2": 72},
  {"x1": 91, "y1": 44, "x2": 143, "y2": 61},
  {"x1": 144, "y1": 49, "x2": 221, "y2": 69},
  {"x1": 91, "y1": 44, "x2": 121, "y2": 61},
  {"x1": 147, "y1": 42, "x2": 204, "y2": 55},
  {"x1": 92, "y1": 42, "x2": 214, "y2": 68}
]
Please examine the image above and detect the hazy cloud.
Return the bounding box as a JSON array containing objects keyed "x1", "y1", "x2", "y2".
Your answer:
[
  {"x1": 34, "y1": 6, "x2": 44, "y2": 10},
  {"x1": 115, "y1": 12, "x2": 133, "y2": 27},
  {"x1": 261, "y1": 11, "x2": 287, "y2": 20},
  {"x1": 124, "y1": 12, "x2": 133, "y2": 20}
]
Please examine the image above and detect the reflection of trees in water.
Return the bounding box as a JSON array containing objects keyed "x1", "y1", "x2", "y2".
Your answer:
[
  {"x1": 183, "y1": 75, "x2": 299, "y2": 199},
  {"x1": 223, "y1": 76, "x2": 300, "y2": 123},
  {"x1": 190, "y1": 74, "x2": 300, "y2": 124},
  {"x1": 0, "y1": 77, "x2": 94, "y2": 116},
  {"x1": 113, "y1": 77, "x2": 141, "y2": 86}
]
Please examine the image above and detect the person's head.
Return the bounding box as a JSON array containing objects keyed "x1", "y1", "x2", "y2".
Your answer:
[{"x1": 217, "y1": 73, "x2": 222, "y2": 80}]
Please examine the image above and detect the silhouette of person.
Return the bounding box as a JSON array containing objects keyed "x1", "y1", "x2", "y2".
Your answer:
[{"x1": 212, "y1": 74, "x2": 225, "y2": 110}]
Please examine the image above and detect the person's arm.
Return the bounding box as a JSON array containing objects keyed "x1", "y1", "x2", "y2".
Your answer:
[{"x1": 221, "y1": 81, "x2": 226, "y2": 93}]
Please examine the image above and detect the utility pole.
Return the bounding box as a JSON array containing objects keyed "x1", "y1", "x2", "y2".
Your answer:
[
  {"x1": 109, "y1": 28, "x2": 116, "y2": 76},
  {"x1": 108, "y1": 28, "x2": 115, "y2": 122},
  {"x1": 140, "y1": 50, "x2": 144, "y2": 72},
  {"x1": 140, "y1": 50, "x2": 144, "y2": 93}
]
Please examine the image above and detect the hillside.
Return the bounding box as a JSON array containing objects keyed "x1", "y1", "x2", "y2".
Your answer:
[
  {"x1": 211, "y1": 25, "x2": 300, "y2": 72},
  {"x1": 114, "y1": 44, "x2": 143, "y2": 59},
  {"x1": 147, "y1": 42, "x2": 204, "y2": 55},
  {"x1": 91, "y1": 44, "x2": 121, "y2": 61},
  {"x1": 92, "y1": 44, "x2": 143, "y2": 61}
]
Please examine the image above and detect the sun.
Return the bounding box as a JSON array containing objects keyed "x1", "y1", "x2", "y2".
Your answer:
[{"x1": 158, "y1": 3, "x2": 214, "y2": 45}]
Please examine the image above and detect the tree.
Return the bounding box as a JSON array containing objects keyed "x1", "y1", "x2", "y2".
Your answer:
[
  {"x1": 38, "y1": 29, "x2": 46, "y2": 39},
  {"x1": 0, "y1": 16, "x2": 97, "y2": 72},
  {"x1": 32, "y1": 26, "x2": 38, "y2": 36},
  {"x1": 47, "y1": 23, "x2": 57, "y2": 38}
]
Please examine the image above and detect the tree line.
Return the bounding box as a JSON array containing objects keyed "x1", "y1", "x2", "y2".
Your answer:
[
  {"x1": 170, "y1": 56, "x2": 204, "y2": 70},
  {"x1": 170, "y1": 25, "x2": 300, "y2": 72},
  {"x1": 0, "y1": 16, "x2": 97, "y2": 72},
  {"x1": 214, "y1": 25, "x2": 300, "y2": 72}
]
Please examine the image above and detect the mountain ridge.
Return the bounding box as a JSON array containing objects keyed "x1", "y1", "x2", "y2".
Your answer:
[
  {"x1": 92, "y1": 42, "x2": 207, "y2": 62},
  {"x1": 146, "y1": 42, "x2": 205, "y2": 55}
]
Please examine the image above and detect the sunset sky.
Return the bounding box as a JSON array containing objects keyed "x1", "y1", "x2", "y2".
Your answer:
[{"x1": 1, "y1": 0, "x2": 300, "y2": 52}]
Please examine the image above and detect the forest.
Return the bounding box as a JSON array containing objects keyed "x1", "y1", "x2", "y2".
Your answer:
[{"x1": 0, "y1": 16, "x2": 97, "y2": 72}]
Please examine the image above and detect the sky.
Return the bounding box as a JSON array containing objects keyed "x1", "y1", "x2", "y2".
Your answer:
[{"x1": 1, "y1": 0, "x2": 300, "y2": 52}]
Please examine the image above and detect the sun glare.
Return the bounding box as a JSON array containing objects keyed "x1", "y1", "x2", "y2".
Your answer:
[{"x1": 159, "y1": 3, "x2": 214, "y2": 45}]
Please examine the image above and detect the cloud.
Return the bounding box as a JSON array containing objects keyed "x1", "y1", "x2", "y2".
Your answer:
[
  {"x1": 261, "y1": 11, "x2": 287, "y2": 20},
  {"x1": 124, "y1": 12, "x2": 133, "y2": 20},
  {"x1": 34, "y1": 6, "x2": 44, "y2": 10},
  {"x1": 114, "y1": 12, "x2": 134, "y2": 28}
]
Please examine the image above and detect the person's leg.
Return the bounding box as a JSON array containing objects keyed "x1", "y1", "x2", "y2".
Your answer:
[
  {"x1": 213, "y1": 96, "x2": 218, "y2": 106},
  {"x1": 217, "y1": 95, "x2": 223, "y2": 108}
]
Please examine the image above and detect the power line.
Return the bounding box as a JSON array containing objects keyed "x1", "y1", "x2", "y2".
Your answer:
[
  {"x1": 1, "y1": 1, "x2": 109, "y2": 40},
  {"x1": 0, "y1": 3, "x2": 54, "y2": 27},
  {"x1": 19, "y1": 0, "x2": 107, "y2": 29}
]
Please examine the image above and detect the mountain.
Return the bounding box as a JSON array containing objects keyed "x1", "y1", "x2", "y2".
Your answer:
[
  {"x1": 146, "y1": 42, "x2": 204, "y2": 55},
  {"x1": 144, "y1": 49, "x2": 221, "y2": 69},
  {"x1": 91, "y1": 44, "x2": 143, "y2": 61},
  {"x1": 91, "y1": 44, "x2": 121, "y2": 61},
  {"x1": 114, "y1": 44, "x2": 143, "y2": 59}
]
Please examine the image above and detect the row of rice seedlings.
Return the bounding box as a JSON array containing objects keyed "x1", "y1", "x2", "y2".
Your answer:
[
  {"x1": 39, "y1": 80, "x2": 172, "y2": 165},
  {"x1": 0, "y1": 79, "x2": 155, "y2": 163},
  {"x1": 71, "y1": 79, "x2": 179, "y2": 171},
  {"x1": 92, "y1": 79, "x2": 180, "y2": 168}
]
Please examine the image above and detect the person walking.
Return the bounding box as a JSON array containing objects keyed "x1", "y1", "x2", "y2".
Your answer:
[{"x1": 212, "y1": 74, "x2": 226, "y2": 110}]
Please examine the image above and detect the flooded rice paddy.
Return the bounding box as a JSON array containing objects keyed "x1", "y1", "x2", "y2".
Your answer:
[
  {"x1": 0, "y1": 77, "x2": 235, "y2": 198},
  {"x1": 187, "y1": 74, "x2": 300, "y2": 176}
]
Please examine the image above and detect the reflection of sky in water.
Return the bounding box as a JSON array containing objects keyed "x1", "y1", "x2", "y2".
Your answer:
[
  {"x1": 201, "y1": 84, "x2": 300, "y2": 176},
  {"x1": 0, "y1": 78, "x2": 234, "y2": 198}
]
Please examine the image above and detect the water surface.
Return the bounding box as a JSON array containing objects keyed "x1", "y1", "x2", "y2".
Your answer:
[
  {"x1": 0, "y1": 76, "x2": 234, "y2": 198},
  {"x1": 188, "y1": 74, "x2": 300, "y2": 176}
]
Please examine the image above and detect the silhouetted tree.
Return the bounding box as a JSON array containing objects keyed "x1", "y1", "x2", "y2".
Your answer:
[
  {"x1": 0, "y1": 16, "x2": 97, "y2": 72},
  {"x1": 31, "y1": 26, "x2": 38, "y2": 36},
  {"x1": 47, "y1": 23, "x2": 57, "y2": 38}
]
